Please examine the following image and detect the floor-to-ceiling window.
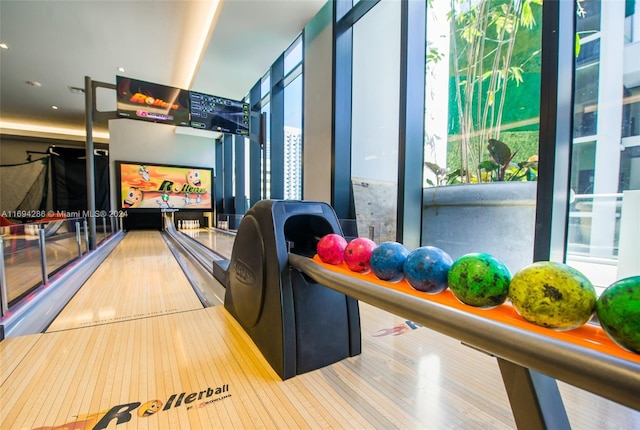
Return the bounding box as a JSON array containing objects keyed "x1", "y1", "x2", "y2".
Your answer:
[
  {"x1": 251, "y1": 36, "x2": 304, "y2": 202},
  {"x1": 284, "y1": 37, "x2": 303, "y2": 200},
  {"x1": 567, "y1": 0, "x2": 640, "y2": 290},
  {"x1": 261, "y1": 72, "x2": 271, "y2": 200},
  {"x1": 423, "y1": 0, "x2": 543, "y2": 272},
  {"x1": 350, "y1": 0, "x2": 401, "y2": 242}
]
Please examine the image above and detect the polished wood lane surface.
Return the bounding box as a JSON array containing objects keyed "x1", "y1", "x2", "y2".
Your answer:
[
  {"x1": 181, "y1": 228, "x2": 235, "y2": 258},
  {"x1": 46, "y1": 231, "x2": 203, "y2": 332},
  {"x1": 0, "y1": 304, "x2": 505, "y2": 429},
  {"x1": 0, "y1": 333, "x2": 40, "y2": 386},
  {"x1": 2, "y1": 301, "x2": 637, "y2": 429}
]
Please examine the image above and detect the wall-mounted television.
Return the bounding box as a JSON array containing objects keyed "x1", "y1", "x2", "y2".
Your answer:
[
  {"x1": 189, "y1": 92, "x2": 250, "y2": 136},
  {"x1": 115, "y1": 161, "x2": 213, "y2": 212},
  {"x1": 116, "y1": 76, "x2": 190, "y2": 127}
]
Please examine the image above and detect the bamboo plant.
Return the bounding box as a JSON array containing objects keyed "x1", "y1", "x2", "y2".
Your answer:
[{"x1": 426, "y1": 0, "x2": 541, "y2": 185}]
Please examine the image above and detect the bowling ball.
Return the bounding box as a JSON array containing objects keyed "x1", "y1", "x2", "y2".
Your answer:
[
  {"x1": 509, "y1": 261, "x2": 596, "y2": 330},
  {"x1": 344, "y1": 237, "x2": 377, "y2": 273},
  {"x1": 596, "y1": 276, "x2": 640, "y2": 354},
  {"x1": 370, "y1": 241, "x2": 409, "y2": 282},
  {"x1": 316, "y1": 233, "x2": 348, "y2": 265},
  {"x1": 448, "y1": 253, "x2": 511, "y2": 308},
  {"x1": 403, "y1": 246, "x2": 453, "y2": 294}
]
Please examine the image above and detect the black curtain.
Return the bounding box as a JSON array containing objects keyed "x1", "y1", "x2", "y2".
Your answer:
[{"x1": 49, "y1": 147, "x2": 109, "y2": 212}]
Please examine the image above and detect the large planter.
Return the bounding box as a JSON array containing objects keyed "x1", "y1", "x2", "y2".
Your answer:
[{"x1": 422, "y1": 182, "x2": 537, "y2": 274}]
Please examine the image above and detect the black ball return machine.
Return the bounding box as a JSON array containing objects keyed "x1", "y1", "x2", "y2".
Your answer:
[{"x1": 213, "y1": 200, "x2": 361, "y2": 380}]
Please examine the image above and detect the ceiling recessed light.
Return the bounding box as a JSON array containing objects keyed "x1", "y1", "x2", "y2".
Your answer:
[
  {"x1": 117, "y1": 67, "x2": 125, "y2": 73},
  {"x1": 26, "y1": 81, "x2": 42, "y2": 87},
  {"x1": 51, "y1": 105, "x2": 59, "y2": 110},
  {"x1": 0, "y1": 43, "x2": 8, "y2": 50}
]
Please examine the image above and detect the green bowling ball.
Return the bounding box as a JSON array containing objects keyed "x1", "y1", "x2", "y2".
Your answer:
[
  {"x1": 509, "y1": 261, "x2": 596, "y2": 330},
  {"x1": 447, "y1": 253, "x2": 511, "y2": 308},
  {"x1": 596, "y1": 276, "x2": 640, "y2": 354}
]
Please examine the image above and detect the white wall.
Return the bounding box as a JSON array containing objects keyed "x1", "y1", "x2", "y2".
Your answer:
[{"x1": 108, "y1": 119, "x2": 216, "y2": 211}]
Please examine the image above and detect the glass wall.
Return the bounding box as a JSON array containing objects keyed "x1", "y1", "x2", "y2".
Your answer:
[
  {"x1": 350, "y1": 0, "x2": 401, "y2": 242},
  {"x1": 252, "y1": 36, "x2": 303, "y2": 202},
  {"x1": 283, "y1": 37, "x2": 303, "y2": 200},
  {"x1": 284, "y1": 74, "x2": 303, "y2": 200},
  {"x1": 567, "y1": 0, "x2": 640, "y2": 291},
  {"x1": 423, "y1": 0, "x2": 543, "y2": 273},
  {"x1": 261, "y1": 101, "x2": 271, "y2": 199},
  {"x1": 284, "y1": 36, "x2": 303, "y2": 75}
]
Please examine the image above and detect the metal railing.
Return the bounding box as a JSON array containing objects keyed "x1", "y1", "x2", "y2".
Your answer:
[
  {"x1": 566, "y1": 192, "x2": 625, "y2": 290},
  {"x1": 568, "y1": 193, "x2": 623, "y2": 258},
  {"x1": 0, "y1": 216, "x2": 122, "y2": 316}
]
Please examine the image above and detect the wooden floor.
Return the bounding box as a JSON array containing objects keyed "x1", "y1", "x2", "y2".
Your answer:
[{"x1": 1, "y1": 231, "x2": 638, "y2": 429}]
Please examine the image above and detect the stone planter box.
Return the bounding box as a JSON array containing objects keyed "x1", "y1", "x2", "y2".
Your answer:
[{"x1": 422, "y1": 182, "x2": 537, "y2": 273}]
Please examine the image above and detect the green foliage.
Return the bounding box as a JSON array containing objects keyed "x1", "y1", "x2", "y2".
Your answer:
[
  {"x1": 426, "y1": 0, "x2": 542, "y2": 184},
  {"x1": 425, "y1": 131, "x2": 538, "y2": 185}
]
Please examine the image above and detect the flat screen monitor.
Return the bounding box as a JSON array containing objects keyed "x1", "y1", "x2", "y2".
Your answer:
[
  {"x1": 115, "y1": 161, "x2": 213, "y2": 212},
  {"x1": 189, "y1": 92, "x2": 249, "y2": 136},
  {"x1": 116, "y1": 76, "x2": 190, "y2": 126}
]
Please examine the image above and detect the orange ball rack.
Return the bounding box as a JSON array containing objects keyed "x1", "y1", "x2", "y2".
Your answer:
[{"x1": 310, "y1": 255, "x2": 639, "y2": 365}]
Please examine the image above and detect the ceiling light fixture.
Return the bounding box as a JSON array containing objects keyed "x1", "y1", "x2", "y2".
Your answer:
[
  {"x1": 0, "y1": 43, "x2": 8, "y2": 50},
  {"x1": 181, "y1": 0, "x2": 222, "y2": 89},
  {"x1": 0, "y1": 120, "x2": 110, "y2": 141},
  {"x1": 117, "y1": 67, "x2": 125, "y2": 73},
  {"x1": 51, "y1": 105, "x2": 59, "y2": 110},
  {"x1": 26, "y1": 81, "x2": 42, "y2": 87}
]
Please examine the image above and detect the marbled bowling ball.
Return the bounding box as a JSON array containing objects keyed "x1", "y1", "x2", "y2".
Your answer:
[
  {"x1": 344, "y1": 237, "x2": 377, "y2": 273},
  {"x1": 316, "y1": 233, "x2": 348, "y2": 265},
  {"x1": 509, "y1": 261, "x2": 596, "y2": 330},
  {"x1": 403, "y1": 246, "x2": 453, "y2": 294},
  {"x1": 448, "y1": 253, "x2": 511, "y2": 308},
  {"x1": 370, "y1": 241, "x2": 409, "y2": 283},
  {"x1": 596, "y1": 276, "x2": 640, "y2": 354}
]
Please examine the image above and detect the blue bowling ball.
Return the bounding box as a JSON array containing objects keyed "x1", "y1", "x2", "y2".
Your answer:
[
  {"x1": 370, "y1": 241, "x2": 409, "y2": 282},
  {"x1": 404, "y1": 246, "x2": 453, "y2": 293}
]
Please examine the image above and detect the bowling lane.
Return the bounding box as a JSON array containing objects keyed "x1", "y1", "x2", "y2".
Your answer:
[
  {"x1": 0, "y1": 303, "x2": 515, "y2": 430},
  {"x1": 4, "y1": 301, "x2": 636, "y2": 429},
  {"x1": 45, "y1": 230, "x2": 203, "y2": 332},
  {"x1": 179, "y1": 227, "x2": 235, "y2": 259},
  {"x1": 0, "y1": 333, "x2": 40, "y2": 386}
]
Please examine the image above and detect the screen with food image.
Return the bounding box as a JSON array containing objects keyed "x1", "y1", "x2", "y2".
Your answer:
[
  {"x1": 116, "y1": 161, "x2": 213, "y2": 211},
  {"x1": 116, "y1": 76, "x2": 190, "y2": 126}
]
